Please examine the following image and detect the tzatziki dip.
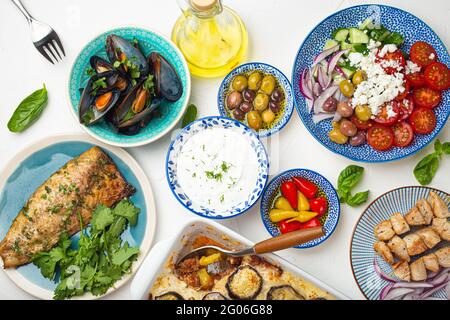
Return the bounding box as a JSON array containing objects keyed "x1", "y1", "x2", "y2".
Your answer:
[{"x1": 177, "y1": 127, "x2": 259, "y2": 212}]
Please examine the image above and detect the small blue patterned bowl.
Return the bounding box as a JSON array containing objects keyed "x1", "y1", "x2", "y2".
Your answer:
[
  {"x1": 67, "y1": 26, "x2": 191, "y2": 147},
  {"x1": 260, "y1": 169, "x2": 340, "y2": 248},
  {"x1": 166, "y1": 116, "x2": 269, "y2": 219},
  {"x1": 292, "y1": 5, "x2": 450, "y2": 162},
  {"x1": 218, "y1": 62, "x2": 294, "y2": 138},
  {"x1": 351, "y1": 186, "x2": 449, "y2": 300}
]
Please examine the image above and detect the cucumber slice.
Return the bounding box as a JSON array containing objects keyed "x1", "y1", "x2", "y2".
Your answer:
[
  {"x1": 341, "y1": 67, "x2": 355, "y2": 79},
  {"x1": 349, "y1": 28, "x2": 369, "y2": 44},
  {"x1": 323, "y1": 39, "x2": 339, "y2": 51},
  {"x1": 340, "y1": 41, "x2": 353, "y2": 52},
  {"x1": 359, "y1": 18, "x2": 374, "y2": 30},
  {"x1": 333, "y1": 28, "x2": 349, "y2": 42}
]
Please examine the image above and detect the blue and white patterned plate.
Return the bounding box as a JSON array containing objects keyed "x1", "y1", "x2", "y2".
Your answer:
[
  {"x1": 350, "y1": 186, "x2": 449, "y2": 300},
  {"x1": 260, "y1": 169, "x2": 340, "y2": 248},
  {"x1": 218, "y1": 62, "x2": 294, "y2": 138},
  {"x1": 166, "y1": 116, "x2": 269, "y2": 219},
  {"x1": 292, "y1": 5, "x2": 450, "y2": 162},
  {"x1": 67, "y1": 26, "x2": 191, "y2": 147}
]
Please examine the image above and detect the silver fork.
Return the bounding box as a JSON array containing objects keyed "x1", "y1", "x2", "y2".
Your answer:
[{"x1": 11, "y1": 0, "x2": 65, "y2": 64}]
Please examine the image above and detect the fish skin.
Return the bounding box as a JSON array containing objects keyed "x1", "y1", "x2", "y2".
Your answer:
[{"x1": 0, "y1": 147, "x2": 134, "y2": 268}]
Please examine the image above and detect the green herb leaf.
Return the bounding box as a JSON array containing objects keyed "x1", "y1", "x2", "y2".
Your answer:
[
  {"x1": 113, "y1": 199, "x2": 140, "y2": 226},
  {"x1": 384, "y1": 32, "x2": 404, "y2": 45},
  {"x1": 346, "y1": 191, "x2": 370, "y2": 207},
  {"x1": 337, "y1": 165, "x2": 364, "y2": 201},
  {"x1": 181, "y1": 104, "x2": 198, "y2": 128},
  {"x1": 442, "y1": 142, "x2": 450, "y2": 155},
  {"x1": 111, "y1": 243, "x2": 139, "y2": 266},
  {"x1": 91, "y1": 205, "x2": 114, "y2": 232},
  {"x1": 8, "y1": 84, "x2": 48, "y2": 132},
  {"x1": 414, "y1": 153, "x2": 439, "y2": 185}
]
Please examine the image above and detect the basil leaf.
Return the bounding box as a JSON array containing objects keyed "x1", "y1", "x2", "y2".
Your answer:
[
  {"x1": 337, "y1": 165, "x2": 364, "y2": 200},
  {"x1": 181, "y1": 104, "x2": 198, "y2": 128},
  {"x1": 414, "y1": 154, "x2": 439, "y2": 185},
  {"x1": 8, "y1": 84, "x2": 48, "y2": 132},
  {"x1": 442, "y1": 142, "x2": 450, "y2": 155},
  {"x1": 346, "y1": 191, "x2": 369, "y2": 207},
  {"x1": 434, "y1": 139, "x2": 443, "y2": 155}
]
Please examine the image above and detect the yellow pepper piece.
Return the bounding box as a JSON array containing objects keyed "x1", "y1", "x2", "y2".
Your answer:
[
  {"x1": 274, "y1": 196, "x2": 293, "y2": 211},
  {"x1": 199, "y1": 253, "x2": 221, "y2": 267},
  {"x1": 269, "y1": 209, "x2": 299, "y2": 223},
  {"x1": 197, "y1": 268, "x2": 213, "y2": 290},
  {"x1": 297, "y1": 191, "x2": 310, "y2": 211},
  {"x1": 286, "y1": 211, "x2": 318, "y2": 223}
]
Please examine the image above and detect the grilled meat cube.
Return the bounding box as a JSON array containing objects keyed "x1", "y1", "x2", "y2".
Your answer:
[
  {"x1": 390, "y1": 213, "x2": 410, "y2": 235},
  {"x1": 415, "y1": 227, "x2": 441, "y2": 250},
  {"x1": 393, "y1": 261, "x2": 411, "y2": 282},
  {"x1": 374, "y1": 241, "x2": 394, "y2": 265},
  {"x1": 434, "y1": 247, "x2": 450, "y2": 268},
  {"x1": 410, "y1": 258, "x2": 427, "y2": 282},
  {"x1": 405, "y1": 207, "x2": 426, "y2": 226},
  {"x1": 431, "y1": 218, "x2": 450, "y2": 241},
  {"x1": 387, "y1": 236, "x2": 410, "y2": 262},
  {"x1": 416, "y1": 199, "x2": 434, "y2": 224},
  {"x1": 428, "y1": 191, "x2": 450, "y2": 218},
  {"x1": 403, "y1": 234, "x2": 428, "y2": 256},
  {"x1": 0, "y1": 147, "x2": 134, "y2": 268},
  {"x1": 374, "y1": 220, "x2": 396, "y2": 241},
  {"x1": 422, "y1": 253, "x2": 440, "y2": 273}
]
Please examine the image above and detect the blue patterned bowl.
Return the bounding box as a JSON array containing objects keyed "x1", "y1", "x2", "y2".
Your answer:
[
  {"x1": 260, "y1": 169, "x2": 340, "y2": 248},
  {"x1": 166, "y1": 116, "x2": 269, "y2": 219},
  {"x1": 68, "y1": 27, "x2": 191, "y2": 147},
  {"x1": 292, "y1": 5, "x2": 450, "y2": 162},
  {"x1": 350, "y1": 186, "x2": 449, "y2": 300},
  {"x1": 218, "y1": 62, "x2": 294, "y2": 138}
]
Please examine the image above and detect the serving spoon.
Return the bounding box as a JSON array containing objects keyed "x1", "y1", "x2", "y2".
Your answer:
[{"x1": 176, "y1": 226, "x2": 324, "y2": 266}]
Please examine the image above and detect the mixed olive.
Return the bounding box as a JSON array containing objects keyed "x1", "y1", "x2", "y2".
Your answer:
[{"x1": 225, "y1": 71, "x2": 285, "y2": 131}]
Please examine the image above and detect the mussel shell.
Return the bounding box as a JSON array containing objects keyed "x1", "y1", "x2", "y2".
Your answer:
[
  {"x1": 148, "y1": 52, "x2": 183, "y2": 102},
  {"x1": 117, "y1": 98, "x2": 161, "y2": 129},
  {"x1": 90, "y1": 56, "x2": 131, "y2": 94},
  {"x1": 106, "y1": 35, "x2": 149, "y2": 76}
]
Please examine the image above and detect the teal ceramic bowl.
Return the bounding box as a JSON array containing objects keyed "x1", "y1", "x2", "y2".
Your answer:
[{"x1": 67, "y1": 27, "x2": 191, "y2": 147}]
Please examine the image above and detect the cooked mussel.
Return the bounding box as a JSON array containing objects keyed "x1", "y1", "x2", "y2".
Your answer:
[
  {"x1": 203, "y1": 292, "x2": 228, "y2": 300},
  {"x1": 266, "y1": 285, "x2": 305, "y2": 300},
  {"x1": 106, "y1": 35, "x2": 149, "y2": 76},
  {"x1": 154, "y1": 292, "x2": 184, "y2": 300},
  {"x1": 79, "y1": 72, "x2": 121, "y2": 126},
  {"x1": 226, "y1": 266, "x2": 263, "y2": 300},
  {"x1": 90, "y1": 56, "x2": 131, "y2": 94},
  {"x1": 148, "y1": 52, "x2": 183, "y2": 102}
]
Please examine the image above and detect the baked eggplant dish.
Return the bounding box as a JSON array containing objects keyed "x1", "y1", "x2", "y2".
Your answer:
[{"x1": 149, "y1": 236, "x2": 334, "y2": 300}]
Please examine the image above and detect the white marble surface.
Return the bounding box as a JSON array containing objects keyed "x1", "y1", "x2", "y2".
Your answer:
[{"x1": 0, "y1": 0, "x2": 448, "y2": 300}]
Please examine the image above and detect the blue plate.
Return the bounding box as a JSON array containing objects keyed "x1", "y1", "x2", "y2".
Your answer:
[
  {"x1": 292, "y1": 5, "x2": 450, "y2": 162},
  {"x1": 166, "y1": 116, "x2": 269, "y2": 219},
  {"x1": 68, "y1": 26, "x2": 191, "y2": 147},
  {"x1": 260, "y1": 169, "x2": 340, "y2": 248},
  {"x1": 218, "y1": 62, "x2": 294, "y2": 138},
  {"x1": 351, "y1": 186, "x2": 449, "y2": 300},
  {"x1": 0, "y1": 135, "x2": 155, "y2": 299}
]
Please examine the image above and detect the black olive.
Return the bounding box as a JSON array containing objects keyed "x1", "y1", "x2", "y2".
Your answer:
[
  {"x1": 242, "y1": 89, "x2": 256, "y2": 103},
  {"x1": 232, "y1": 108, "x2": 245, "y2": 120},
  {"x1": 270, "y1": 88, "x2": 284, "y2": 103},
  {"x1": 239, "y1": 102, "x2": 253, "y2": 113}
]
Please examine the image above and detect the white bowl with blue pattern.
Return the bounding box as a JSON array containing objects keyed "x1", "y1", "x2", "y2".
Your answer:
[
  {"x1": 292, "y1": 5, "x2": 450, "y2": 162},
  {"x1": 351, "y1": 186, "x2": 449, "y2": 300},
  {"x1": 260, "y1": 169, "x2": 340, "y2": 248},
  {"x1": 166, "y1": 116, "x2": 269, "y2": 219},
  {"x1": 67, "y1": 26, "x2": 191, "y2": 148},
  {"x1": 218, "y1": 62, "x2": 294, "y2": 138}
]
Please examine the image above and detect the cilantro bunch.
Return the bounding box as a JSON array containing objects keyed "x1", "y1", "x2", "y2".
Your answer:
[{"x1": 33, "y1": 199, "x2": 140, "y2": 300}]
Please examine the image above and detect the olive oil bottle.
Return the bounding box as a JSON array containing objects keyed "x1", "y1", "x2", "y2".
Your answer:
[{"x1": 172, "y1": 0, "x2": 248, "y2": 78}]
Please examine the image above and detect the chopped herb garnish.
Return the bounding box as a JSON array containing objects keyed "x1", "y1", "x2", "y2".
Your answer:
[
  {"x1": 86, "y1": 67, "x2": 95, "y2": 76},
  {"x1": 219, "y1": 194, "x2": 225, "y2": 203},
  {"x1": 91, "y1": 77, "x2": 107, "y2": 96},
  {"x1": 45, "y1": 186, "x2": 52, "y2": 193}
]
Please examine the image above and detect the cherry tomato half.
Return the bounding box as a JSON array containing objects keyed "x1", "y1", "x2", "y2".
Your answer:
[
  {"x1": 374, "y1": 102, "x2": 400, "y2": 126},
  {"x1": 367, "y1": 125, "x2": 395, "y2": 151},
  {"x1": 395, "y1": 80, "x2": 410, "y2": 101},
  {"x1": 406, "y1": 72, "x2": 425, "y2": 88},
  {"x1": 424, "y1": 62, "x2": 450, "y2": 91},
  {"x1": 377, "y1": 49, "x2": 406, "y2": 74},
  {"x1": 409, "y1": 108, "x2": 436, "y2": 134},
  {"x1": 397, "y1": 96, "x2": 415, "y2": 122},
  {"x1": 410, "y1": 41, "x2": 437, "y2": 67},
  {"x1": 392, "y1": 121, "x2": 414, "y2": 147},
  {"x1": 351, "y1": 115, "x2": 374, "y2": 131},
  {"x1": 413, "y1": 87, "x2": 442, "y2": 109},
  {"x1": 309, "y1": 197, "x2": 328, "y2": 218}
]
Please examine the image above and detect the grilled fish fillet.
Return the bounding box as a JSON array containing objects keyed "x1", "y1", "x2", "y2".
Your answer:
[{"x1": 0, "y1": 147, "x2": 135, "y2": 268}]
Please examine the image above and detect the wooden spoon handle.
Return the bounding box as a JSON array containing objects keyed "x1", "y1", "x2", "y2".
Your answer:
[{"x1": 253, "y1": 227, "x2": 324, "y2": 254}]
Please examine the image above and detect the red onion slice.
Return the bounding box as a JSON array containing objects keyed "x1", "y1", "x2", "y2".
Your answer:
[
  {"x1": 299, "y1": 69, "x2": 313, "y2": 100},
  {"x1": 420, "y1": 281, "x2": 449, "y2": 299},
  {"x1": 313, "y1": 82, "x2": 322, "y2": 98},
  {"x1": 327, "y1": 50, "x2": 349, "y2": 75},
  {"x1": 312, "y1": 113, "x2": 335, "y2": 124},
  {"x1": 374, "y1": 258, "x2": 398, "y2": 283},
  {"x1": 383, "y1": 288, "x2": 415, "y2": 300},
  {"x1": 312, "y1": 45, "x2": 339, "y2": 67},
  {"x1": 334, "y1": 65, "x2": 348, "y2": 79},
  {"x1": 393, "y1": 282, "x2": 433, "y2": 289}
]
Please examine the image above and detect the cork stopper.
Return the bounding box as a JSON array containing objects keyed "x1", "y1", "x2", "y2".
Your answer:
[{"x1": 191, "y1": 0, "x2": 218, "y2": 11}]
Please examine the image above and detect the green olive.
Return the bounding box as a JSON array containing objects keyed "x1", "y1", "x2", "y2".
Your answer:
[
  {"x1": 261, "y1": 109, "x2": 276, "y2": 124},
  {"x1": 329, "y1": 122, "x2": 349, "y2": 144},
  {"x1": 352, "y1": 70, "x2": 367, "y2": 86},
  {"x1": 248, "y1": 72, "x2": 262, "y2": 90},
  {"x1": 247, "y1": 111, "x2": 263, "y2": 130},
  {"x1": 232, "y1": 75, "x2": 248, "y2": 92},
  {"x1": 355, "y1": 105, "x2": 372, "y2": 121},
  {"x1": 339, "y1": 80, "x2": 355, "y2": 98},
  {"x1": 260, "y1": 75, "x2": 276, "y2": 95},
  {"x1": 253, "y1": 93, "x2": 269, "y2": 111}
]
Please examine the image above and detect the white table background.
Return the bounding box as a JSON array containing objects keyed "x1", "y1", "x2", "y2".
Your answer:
[{"x1": 0, "y1": 0, "x2": 449, "y2": 300}]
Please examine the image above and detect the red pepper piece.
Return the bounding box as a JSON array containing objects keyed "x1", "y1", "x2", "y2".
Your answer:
[
  {"x1": 292, "y1": 177, "x2": 318, "y2": 199},
  {"x1": 280, "y1": 181, "x2": 298, "y2": 209},
  {"x1": 279, "y1": 220, "x2": 302, "y2": 234},
  {"x1": 309, "y1": 197, "x2": 328, "y2": 218},
  {"x1": 299, "y1": 218, "x2": 321, "y2": 230}
]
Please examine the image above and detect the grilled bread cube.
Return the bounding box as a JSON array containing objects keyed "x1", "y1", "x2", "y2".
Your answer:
[{"x1": 390, "y1": 213, "x2": 410, "y2": 235}]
